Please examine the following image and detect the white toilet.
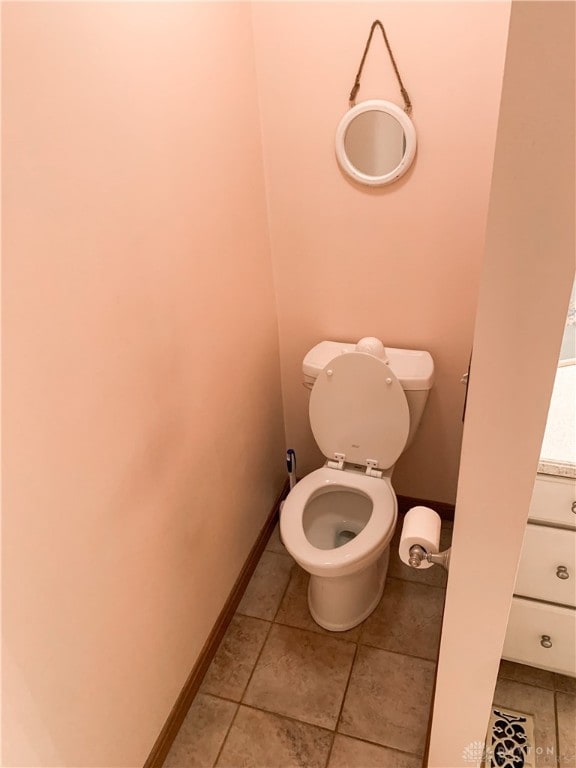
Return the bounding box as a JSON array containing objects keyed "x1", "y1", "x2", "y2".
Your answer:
[{"x1": 280, "y1": 338, "x2": 434, "y2": 631}]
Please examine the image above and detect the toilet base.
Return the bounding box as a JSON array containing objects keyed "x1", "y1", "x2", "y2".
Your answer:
[{"x1": 307, "y1": 547, "x2": 390, "y2": 631}]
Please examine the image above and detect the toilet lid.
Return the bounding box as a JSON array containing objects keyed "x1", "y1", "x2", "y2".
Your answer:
[{"x1": 309, "y1": 352, "x2": 410, "y2": 469}]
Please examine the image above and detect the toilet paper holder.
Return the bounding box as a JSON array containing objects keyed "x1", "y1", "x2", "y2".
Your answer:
[{"x1": 408, "y1": 544, "x2": 451, "y2": 571}]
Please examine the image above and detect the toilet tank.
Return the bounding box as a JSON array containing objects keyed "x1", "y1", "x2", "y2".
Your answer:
[{"x1": 302, "y1": 340, "x2": 434, "y2": 448}]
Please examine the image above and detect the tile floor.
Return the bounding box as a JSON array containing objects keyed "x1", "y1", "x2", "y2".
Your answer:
[
  {"x1": 164, "y1": 518, "x2": 576, "y2": 768},
  {"x1": 165, "y1": 517, "x2": 452, "y2": 768},
  {"x1": 492, "y1": 659, "x2": 576, "y2": 768}
]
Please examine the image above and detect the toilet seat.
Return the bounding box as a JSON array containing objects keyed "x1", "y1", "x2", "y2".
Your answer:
[
  {"x1": 280, "y1": 467, "x2": 397, "y2": 577},
  {"x1": 309, "y1": 352, "x2": 410, "y2": 470}
]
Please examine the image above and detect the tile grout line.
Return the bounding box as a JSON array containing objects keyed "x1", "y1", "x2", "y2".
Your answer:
[
  {"x1": 553, "y1": 690, "x2": 561, "y2": 767},
  {"x1": 386, "y1": 574, "x2": 448, "y2": 593},
  {"x1": 496, "y1": 674, "x2": 561, "y2": 694},
  {"x1": 388, "y1": 571, "x2": 447, "y2": 589},
  {"x1": 555, "y1": 678, "x2": 575, "y2": 694},
  {"x1": 211, "y1": 700, "x2": 241, "y2": 768},
  {"x1": 502, "y1": 678, "x2": 555, "y2": 692},
  {"x1": 271, "y1": 559, "x2": 297, "y2": 623},
  {"x1": 268, "y1": 618, "x2": 360, "y2": 650},
  {"x1": 206, "y1": 691, "x2": 427, "y2": 762},
  {"x1": 355, "y1": 597, "x2": 367, "y2": 646},
  {"x1": 233, "y1": 557, "x2": 295, "y2": 707},
  {"x1": 211, "y1": 541, "x2": 292, "y2": 768},
  {"x1": 273, "y1": 616, "x2": 360, "y2": 643},
  {"x1": 210, "y1": 616, "x2": 276, "y2": 768},
  {"x1": 209, "y1": 623, "x2": 272, "y2": 766},
  {"x1": 235, "y1": 551, "x2": 294, "y2": 623},
  {"x1": 323, "y1": 640, "x2": 361, "y2": 768},
  {"x1": 327, "y1": 731, "x2": 424, "y2": 761},
  {"x1": 211, "y1": 561, "x2": 299, "y2": 766},
  {"x1": 356, "y1": 640, "x2": 438, "y2": 665},
  {"x1": 239, "y1": 616, "x2": 275, "y2": 700},
  {"x1": 211, "y1": 698, "x2": 334, "y2": 733}
]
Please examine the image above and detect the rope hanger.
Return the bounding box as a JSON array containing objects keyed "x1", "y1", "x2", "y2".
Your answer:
[{"x1": 349, "y1": 20, "x2": 412, "y2": 114}]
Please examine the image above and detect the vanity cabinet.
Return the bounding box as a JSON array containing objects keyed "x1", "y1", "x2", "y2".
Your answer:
[
  {"x1": 502, "y1": 473, "x2": 576, "y2": 677},
  {"x1": 515, "y1": 525, "x2": 575, "y2": 606},
  {"x1": 529, "y1": 473, "x2": 576, "y2": 527}
]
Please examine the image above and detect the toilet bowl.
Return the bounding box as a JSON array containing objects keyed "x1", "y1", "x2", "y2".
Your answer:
[
  {"x1": 280, "y1": 338, "x2": 434, "y2": 631},
  {"x1": 280, "y1": 466, "x2": 397, "y2": 631}
]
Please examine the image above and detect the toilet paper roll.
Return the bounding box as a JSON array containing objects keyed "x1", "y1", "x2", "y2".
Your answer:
[{"x1": 399, "y1": 506, "x2": 442, "y2": 569}]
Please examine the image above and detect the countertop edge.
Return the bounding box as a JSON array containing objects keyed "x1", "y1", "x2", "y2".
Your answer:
[{"x1": 537, "y1": 459, "x2": 576, "y2": 479}]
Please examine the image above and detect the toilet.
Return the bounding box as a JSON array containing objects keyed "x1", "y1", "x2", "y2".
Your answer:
[{"x1": 280, "y1": 337, "x2": 434, "y2": 631}]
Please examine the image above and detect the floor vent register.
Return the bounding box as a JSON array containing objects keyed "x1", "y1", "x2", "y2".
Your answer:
[{"x1": 484, "y1": 707, "x2": 536, "y2": 768}]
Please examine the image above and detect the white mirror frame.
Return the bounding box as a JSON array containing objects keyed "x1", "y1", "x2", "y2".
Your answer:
[{"x1": 335, "y1": 99, "x2": 417, "y2": 187}]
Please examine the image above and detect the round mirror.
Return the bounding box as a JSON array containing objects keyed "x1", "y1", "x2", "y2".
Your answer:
[{"x1": 335, "y1": 99, "x2": 416, "y2": 187}]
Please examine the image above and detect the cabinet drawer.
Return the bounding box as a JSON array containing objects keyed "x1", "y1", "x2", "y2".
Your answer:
[
  {"x1": 515, "y1": 524, "x2": 576, "y2": 607},
  {"x1": 529, "y1": 474, "x2": 576, "y2": 528},
  {"x1": 503, "y1": 597, "x2": 576, "y2": 676}
]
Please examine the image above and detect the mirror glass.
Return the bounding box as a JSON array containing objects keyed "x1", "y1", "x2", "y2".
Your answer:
[
  {"x1": 335, "y1": 99, "x2": 416, "y2": 187},
  {"x1": 344, "y1": 111, "x2": 406, "y2": 176}
]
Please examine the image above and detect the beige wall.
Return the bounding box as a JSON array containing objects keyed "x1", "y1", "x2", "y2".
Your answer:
[
  {"x1": 252, "y1": 1, "x2": 511, "y2": 504},
  {"x1": 429, "y1": 2, "x2": 575, "y2": 765},
  {"x1": 2, "y1": 3, "x2": 284, "y2": 765}
]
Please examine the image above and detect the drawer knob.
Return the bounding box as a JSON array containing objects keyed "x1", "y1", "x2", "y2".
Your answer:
[
  {"x1": 556, "y1": 565, "x2": 570, "y2": 580},
  {"x1": 540, "y1": 635, "x2": 553, "y2": 649}
]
